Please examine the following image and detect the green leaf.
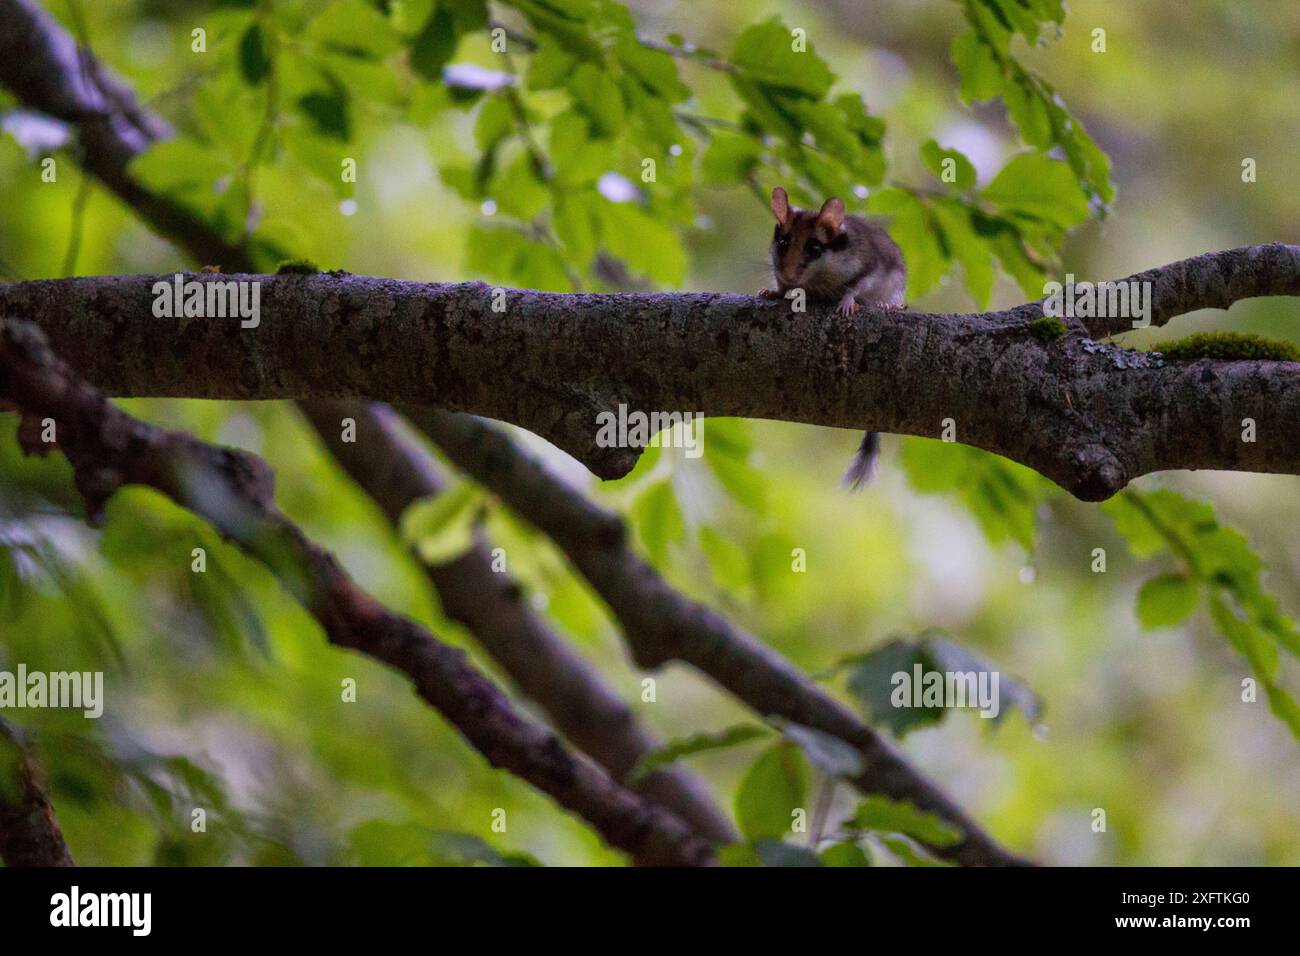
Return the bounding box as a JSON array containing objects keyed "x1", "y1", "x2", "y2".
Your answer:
[
  {"x1": 130, "y1": 140, "x2": 232, "y2": 194},
  {"x1": 931, "y1": 199, "x2": 994, "y2": 307},
  {"x1": 850, "y1": 795, "x2": 963, "y2": 848},
  {"x1": 619, "y1": 80, "x2": 684, "y2": 153},
  {"x1": 1135, "y1": 573, "x2": 1199, "y2": 629},
  {"x1": 705, "y1": 447, "x2": 767, "y2": 512},
  {"x1": 441, "y1": 0, "x2": 488, "y2": 33},
  {"x1": 878, "y1": 834, "x2": 951, "y2": 866},
  {"x1": 951, "y1": 31, "x2": 1002, "y2": 102},
  {"x1": 1208, "y1": 595, "x2": 1278, "y2": 680},
  {"x1": 348, "y1": 820, "x2": 538, "y2": 866},
  {"x1": 488, "y1": 153, "x2": 549, "y2": 219},
  {"x1": 951, "y1": 3, "x2": 1114, "y2": 207},
  {"x1": 466, "y1": 225, "x2": 574, "y2": 290},
  {"x1": 238, "y1": 23, "x2": 270, "y2": 85},
  {"x1": 838, "y1": 635, "x2": 1042, "y2": 734},
  {"x1": 700, "y1": 131, "x2": 763, "y2": 185},
  {"x1": 1102, "y1": 492, "x2": 1171, "y2": 559},
  {"x1": 527, "y1": 35, "x2": 577, "y2": 90},
  {"x1": 982, "y1": 152, "x2": 1090, "y2": 230},
  {"x1": 987, "y1": 223, "x2": 1048, "y2": 298},
  {"x1": 772, "y1": 719, "x2": 865, "y2": 779},
  {"x1": 784, "y1": 99, "x2": 884, "y2": 187},
  {"x1": 731, "y1": 17, "x2": 835, "y2": 97},
  {"x1": 1261, "y1": 682, "x2": 1300, "y2": 740},
  {"x1": 734, "y1": 742, "x2": 807, "y2": 841},
  {"x1": 398, "y1": 483, "x2": 482, "y2": 564},
  {"x1": 631, "y1": 479, "x2": 685, "y2": 565},
  {"x1": 716, "y1": 842, "x2": 761, "y2": 867},
  {"x1": 698, "y1": 526, "x2": 751, "y2": 594},
  {"x1": 719, "y1": 839, "x2": 826, "y2": 867},
  {"x1": 548, "y1": 110, "x2": 611, "y2": 185},
  {"x1": 310, "y1": 0, "x2": 402, "y2": 59},
  {"x1": 409, "y1": 3, "x2": 458, "y2": 80},
  {"x1": 0, "y1": 542, "x2": 24, "y2": 622},
  {"x1": 937, "y1": 638, "x2": 1043, "y2": 726},
  {"x1": 553, "y1": 192, "x2": 599, "y2": 265},
  {"x1": 567, "y1": 63, "x2": 624, "y2": 136},
  {"x1": 596, "y1": 202, "x2": 687, "y2": 286},
  {"x1": 841, "y1": 639, "x2": 943, "y2": 736},
  {"x1": 820, "y1": 841, "x2": 871, "y2": 866},
  {"x1": 834, "y1": 93, "x2": 886, "y2": 147},
  {"x1": 425, "y1": 830, "x2": 539, "y2": 866},
  {"x1": 1003, "y1": 72, "x2": 1052, "y2": 147},
  {"x1": 298, "y1": 88, "x2": 351, "y2": 141},
  {"x1": 898, "y1": 437, "x2": 1054, "y2": 550},
  {"x1": 616, "y1": 35, "x2": 690, "y2": 103},
  {"x1": 14, "y1": 533, "x2": 124, "y2": 667},
  {"x1": 473, "y1": 95, "x2": 515, "y2": 152},
  {"x1": 628, "y1": 723, "x2": 770, "y2": 783},
  {"x1": 920, "y1": 139, "x2": 976, "y2": 190}
]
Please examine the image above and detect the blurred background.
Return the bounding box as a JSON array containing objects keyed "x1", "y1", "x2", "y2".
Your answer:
[{"x1": 1, "y1": 0, "x2": 1298, "y2": 865}]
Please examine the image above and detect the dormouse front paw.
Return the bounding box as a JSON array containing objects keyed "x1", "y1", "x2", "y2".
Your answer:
[
  {"x1": 757, "y1": 288, "x2": 783, "y2": 299},
  {"x1": 836, "y1": 294, "x2": 861, "y2": 317}
]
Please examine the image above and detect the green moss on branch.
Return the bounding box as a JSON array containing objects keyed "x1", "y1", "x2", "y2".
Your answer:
[
  {"x1": 1156, "y1": 331, "x2": 1300, "y2": 363},
  {"x1": 1028, "y1": 316, "x2": 1067, "y2": 342}
]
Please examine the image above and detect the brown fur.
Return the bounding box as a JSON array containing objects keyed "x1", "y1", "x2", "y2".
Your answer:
[{"x1": 768, "y1": 190, "x2": 905, "y2": 305}]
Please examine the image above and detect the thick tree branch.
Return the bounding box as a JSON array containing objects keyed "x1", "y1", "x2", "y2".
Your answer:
[
  {"x1": 3, "y1": 263, "x2": 1296, "y2": 499},
  {"x1": 0, "y1": 719, "x2": 75, "y2": 866},
  {"x1": 0, "y1": 318, "x2": 714, "y2": 867},
  {"x1": 298, "y1": 399, "x2": 736, "y2": 842},
  {"x1": 405, "y1": 408, "x2": 1030, "y2": 866}
]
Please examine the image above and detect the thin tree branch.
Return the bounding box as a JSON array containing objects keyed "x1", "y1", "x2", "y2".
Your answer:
[
  {"x1": 0, "y1": 719, "x2": 75, "y2": 867},
  {"x1": 404, "y1": 408, "x2": 1030, "y2": 867},
  {"x1": 1062, "y1": 244, "x2": 1300, "y2": 339},
  {"x1": 0, "y1": 318, "x2": 714, "y2": 867},
  {"x1": 298, "y1": 400, "x2": 736, "y2": 842},
  {"x1": 0, "y1": 0, "x2": 241, "y2": 267}
]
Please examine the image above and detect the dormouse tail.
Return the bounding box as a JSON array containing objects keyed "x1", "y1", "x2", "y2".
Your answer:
[{"x1": 841, "y1": 430, "x2": 880, "y2": 491}]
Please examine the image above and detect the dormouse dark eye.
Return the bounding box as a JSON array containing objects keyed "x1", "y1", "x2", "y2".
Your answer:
[{"x1": 805, "y1": 240, "x2": 823, "y2": 258}]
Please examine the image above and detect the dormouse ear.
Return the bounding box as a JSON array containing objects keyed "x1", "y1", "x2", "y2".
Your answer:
[
  {"x1": 771, "y1": 187, "x2": 792, "y2": 227},
  {"x1": 816, "y1": 197, "x2": 845, "y2": 236}
]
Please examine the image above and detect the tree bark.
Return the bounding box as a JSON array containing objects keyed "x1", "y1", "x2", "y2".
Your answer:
[
  {"x1": 3, "y1": 261, "x2": 1297, "y2": 499},
  {"x1": 0, "y1": 720, "x2": 75, "y2": 867}
]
